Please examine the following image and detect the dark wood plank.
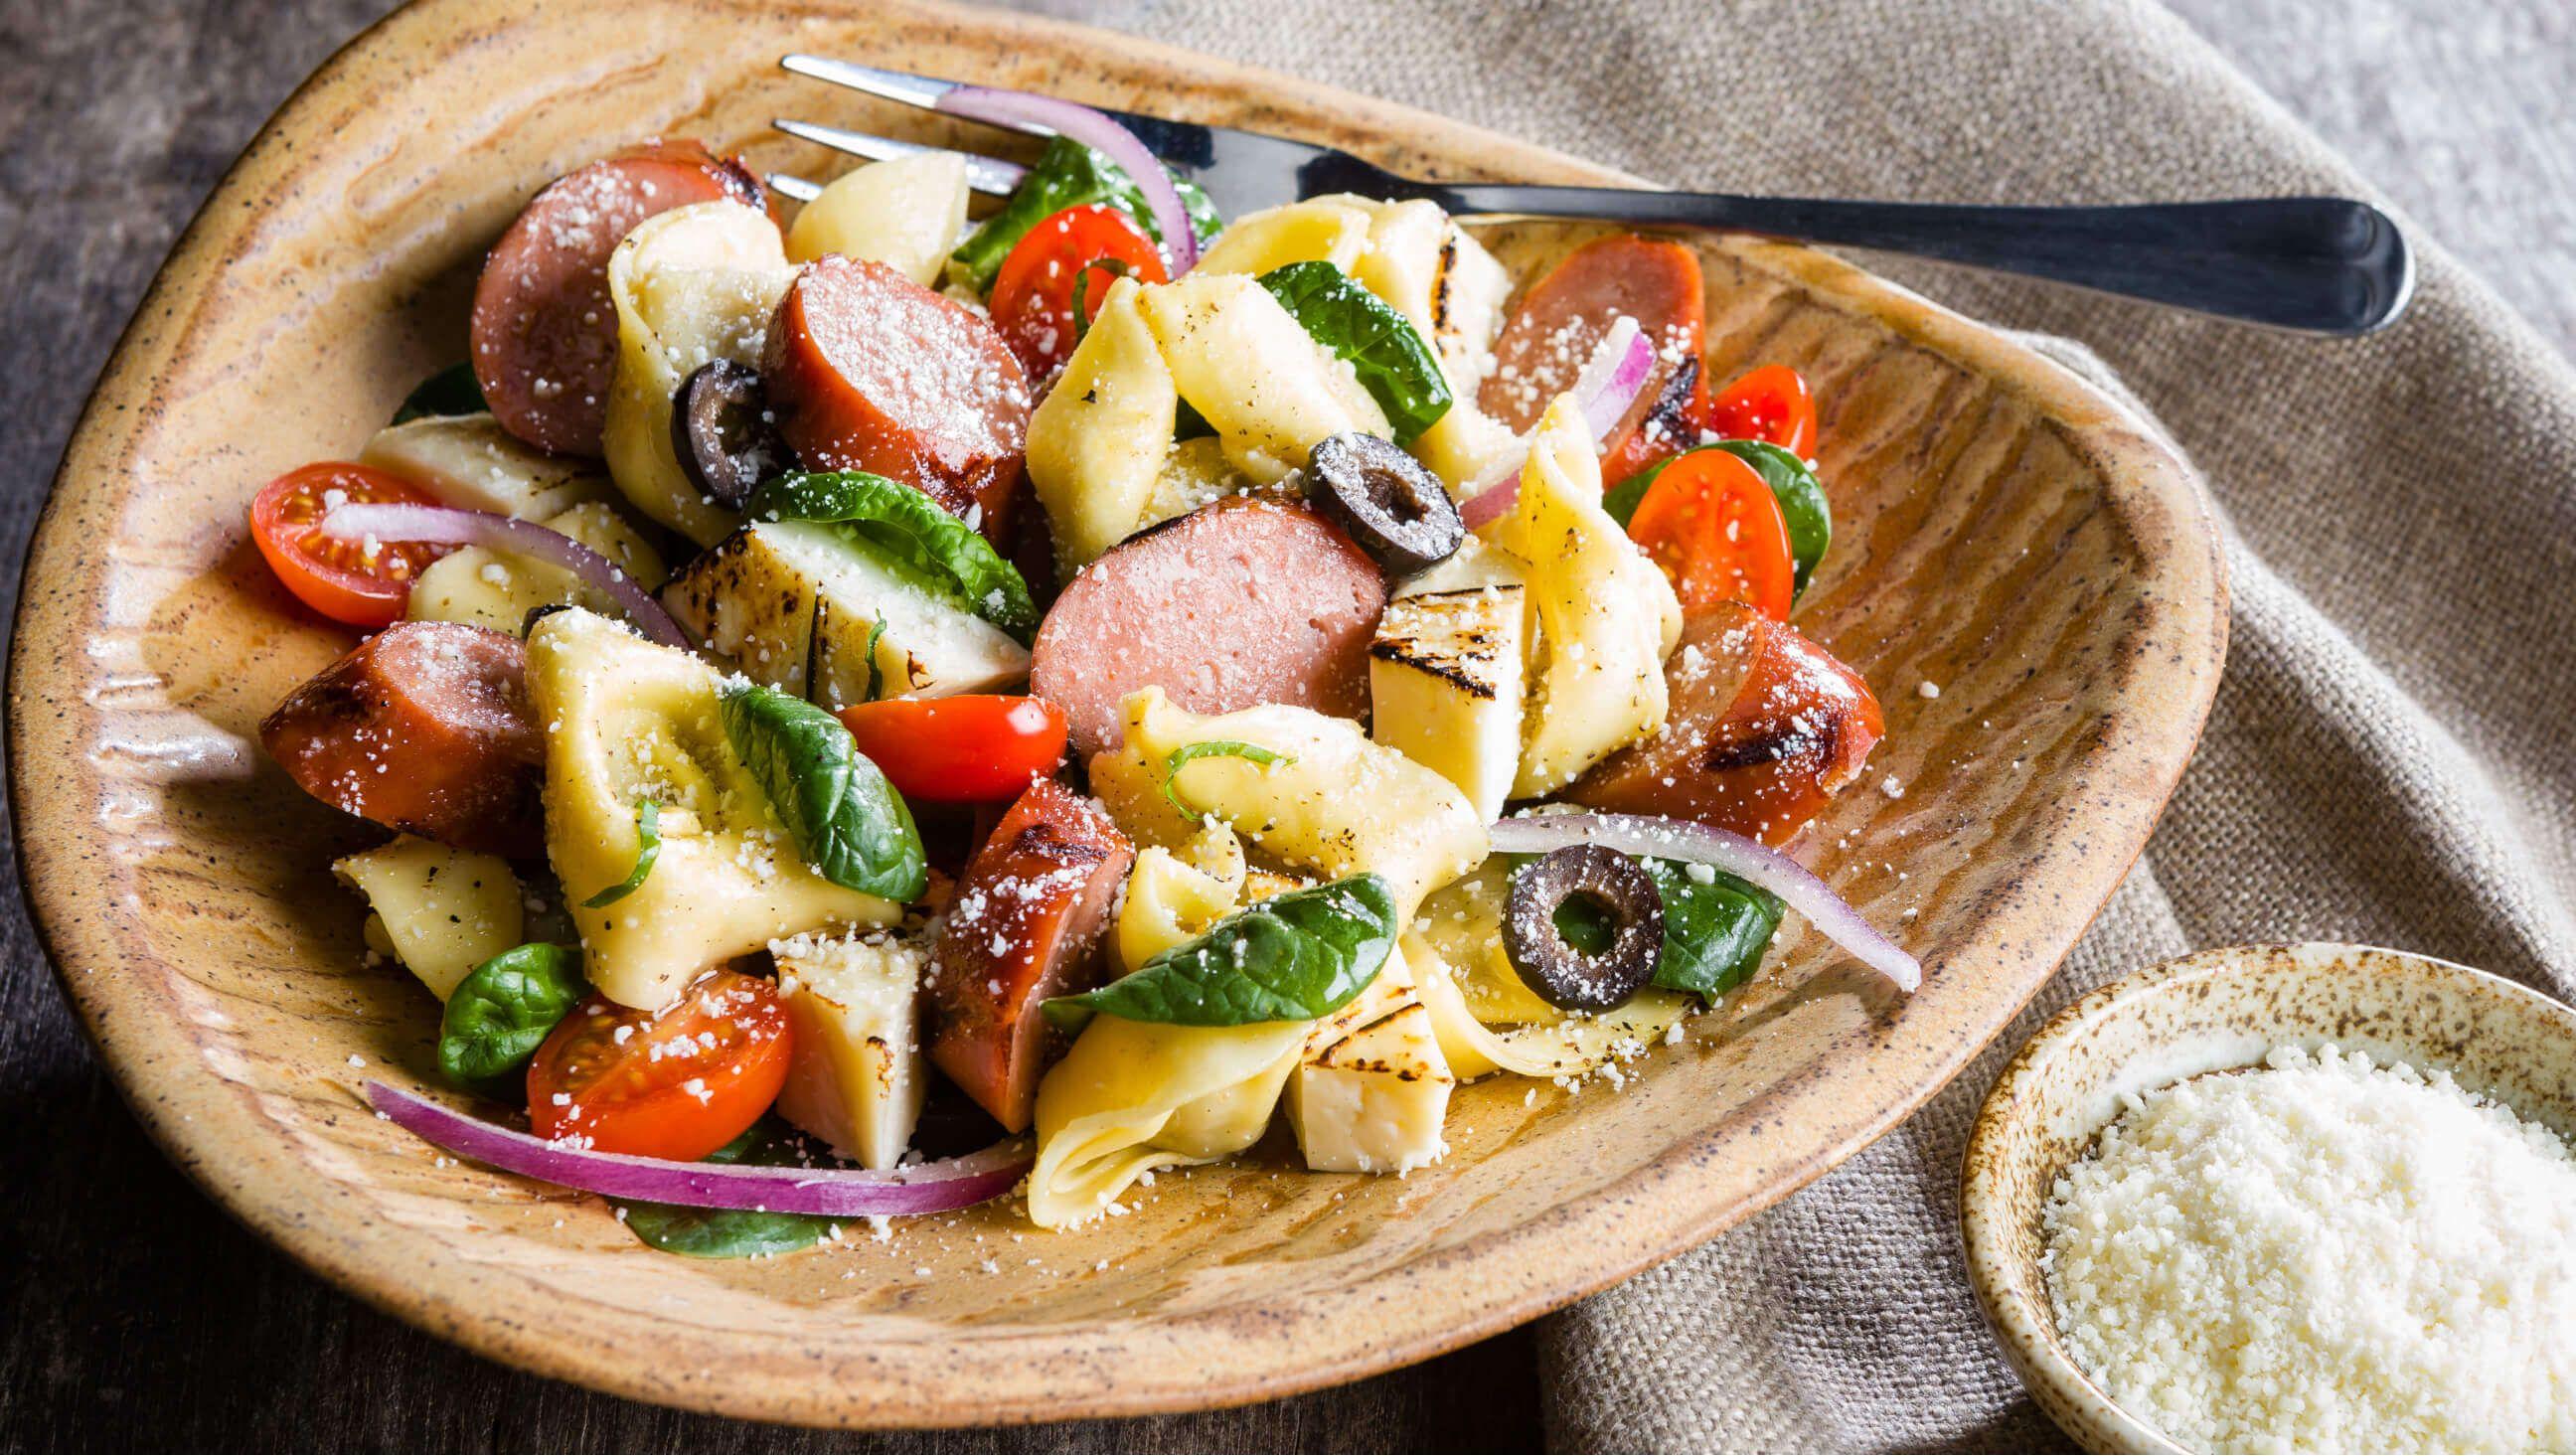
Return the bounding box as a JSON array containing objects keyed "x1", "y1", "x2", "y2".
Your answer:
[{"x1": 0, "y1": 1, "x2": 1541, "y2": 1448}]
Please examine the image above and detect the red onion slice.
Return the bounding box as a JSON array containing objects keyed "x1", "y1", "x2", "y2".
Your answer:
[
  {"x1": 365, "y1": 1081, "x2": 1032, "y2": 1217},
  {"x1": 319, "y1": 503, "x2": 690, "y2": 649},
  {"x1": 1488, "y1": 811, "x2": 1922, "y2": 992},
  {"x1": 937, "y1": 86, "x2": 1197, "y2": 275},
  {"x1": 1459, "y1": 317, "x2": 1654, "y2": 529}
]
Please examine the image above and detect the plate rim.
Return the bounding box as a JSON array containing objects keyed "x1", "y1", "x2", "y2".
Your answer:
[{"x1": 6, "y1": 0, "x2": 2229, "y2": 1426}]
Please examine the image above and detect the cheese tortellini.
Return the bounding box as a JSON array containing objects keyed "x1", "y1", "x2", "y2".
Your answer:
[
  {"x1": 1090, "y1": 687, "x2": 1487, "y2": 922},
  {"x1": 603, "y1": 203, "x2": 795, "y2": 548},
  {"x1": 525, "y1": 608, "x2": 896, "y2": 1009},
  {"x1": 1481, "y1": 395, "x2": 1683, "y2": 796},
  {"x1": 333, "y1": 837, "x2": 524, "y2": 1001},
  {"x1": 783, "y1": 153, "x2": 969, "y2": 283},
  {"x1": 1135, "y1": 274, "x2": 1389, "y2": 484},
  {"x1": 1024, "y1": 274, "x2": 1178, "y2": 571}
]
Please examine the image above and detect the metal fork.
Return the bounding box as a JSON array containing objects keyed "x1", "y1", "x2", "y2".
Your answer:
[{"x1": 772, "y1": 55, "x2": 2412, "y2": 336}]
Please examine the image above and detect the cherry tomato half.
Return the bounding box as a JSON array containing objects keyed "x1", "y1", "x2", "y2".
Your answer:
[
  {"x1": 836, "y1": 696, "x2": 1069, "y2": 803},
  {"x1": 1624, "y1": 449, "x2": 1797, "y2": 620},
  {"x1": 1700, "y1": 364, "x2": 1817, "y2": 457},
  {"x1": 248, "y1": 461, "x2": 450, "y2": 628},
  {"x1": 988, "y1": 203, "x2": 1169, "y2": 384},
  {"x1": 527, "y1": 970, "x2": 791, "y2": 1161}
]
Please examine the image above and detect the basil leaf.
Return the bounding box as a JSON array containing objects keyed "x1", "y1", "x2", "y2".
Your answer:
[
  {"x1": 436, "y1": 943, "x2": 586, "y2": 1095},
  {"x1": 582, "y1": 798, "x2": 661, "y2": 908},
  {"x1": 1639, "y1": 859, "x2": 1784, "y2": 1000},
  {"x1": 1605, "y1": 442, "x2": 1834, "y2": 597},
  {"x1": 747, "y1": 471, "x2": 1039, "y2": 639},
  {"x1": 1162, "y1": 740, "x2": 1292, "y2": 814},
  {"x1": 390, "y1": 362, "x2": 488, "y2": 425},
  {"x1": 614, "y1": 1120, "x2": 839, "y2": 1258},
  {"x1": 1254, "y1": 261, "x2": 1453, "y2": 446},
  {"x1": 860, "y1": 613, "x2": 889, "y2": 704},
  {"x1": 719, "y1": 683, "x2": 928, "y2": 902},
  {"x1": 948, "y1": 135, "x2": 1224, "y2": 295},
  {"x1": 1510, "y1": 854, "x2": 1784, "y2": 1001},
  {"x1": 1047, "y1": 874, "x2": 1396, "y2": 1030}
]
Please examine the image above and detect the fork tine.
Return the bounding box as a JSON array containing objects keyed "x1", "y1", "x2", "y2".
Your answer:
[
  {"x1": 771, "y1": 118, "x2": 1029, "y2": 196},
  {"x1": 778, "y1": 54, "x2": 1068, "y2": 132},
  {"x1": 765, "y1": 172, "x2": 823, "y2": 203}
]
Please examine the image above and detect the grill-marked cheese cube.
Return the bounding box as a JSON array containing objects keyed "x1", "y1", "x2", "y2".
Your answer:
[
  {"x1": 771, "y1": 931, "x2": 927, "y2": 1171},
  {"x1": 1370, "y1": 544, "x2": 1530, "y2": 821},
  {"x1": 1288, "y1": 1002, "x2": 1454, "y2": 1174},
  {"x1": 360, "y1": 411, "x2": 610, "y2": 521},
  {"x1": 661, "y1": 521, "x2": 1029, "y2": 707}
]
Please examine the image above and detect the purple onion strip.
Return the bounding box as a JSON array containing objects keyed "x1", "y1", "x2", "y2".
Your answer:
[
  {"x1": 1459, "y1": 317, "x2": 1654, "y2": 529},
  {"x1": 317, "y1": 502, "x2": 690, "y2": 649},
  {"x1": 365, "y1": 1080, "x2": 1032, "y2": 1217},
  {"x1": 1488, "y1": 811, "x2": 1922, "y2": 992},
  {"x1": 937, "y1": 86, "x2": 1198, "y2": 275}
]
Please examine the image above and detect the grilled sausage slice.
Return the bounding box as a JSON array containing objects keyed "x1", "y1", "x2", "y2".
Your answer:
[
  {"x1": 1477, "y1": 234, "x2": 1705, "y2": 447},
  {"x1": 1029, "y1": 497, "x2": 1386, "y2": 760},
  {"x1": 762, "y1": 255, "x2": 1033, "y2": 544},
  {"x1": 470, "y1": 140, "x2": 768, "y2": 457},
  {"x1": 924, "y1": 777, "x2": 1134, "y2": 1132},
  {"x1": 260, "y1": 621, "x2": 545, "y2": 855},
  {"x1": 1567, "y1": 602, "x2": 1882, "y2": 845}
]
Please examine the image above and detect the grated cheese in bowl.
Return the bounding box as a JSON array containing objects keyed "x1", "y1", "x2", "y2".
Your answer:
[{"x1": 2040, "y1": 1044, "x2": 2576, "y2": 1453}]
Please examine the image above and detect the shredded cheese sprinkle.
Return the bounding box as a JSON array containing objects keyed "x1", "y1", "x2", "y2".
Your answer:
[{"x1": 2041, "y1": 1044, "x2": 2576, "y2": 1452}]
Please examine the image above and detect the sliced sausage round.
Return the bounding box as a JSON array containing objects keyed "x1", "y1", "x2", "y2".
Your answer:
[
  {"x1": 925, "y1": 777, "x2": 1134, "y2": 1132},
  {"x1": 470, "y1": 139, "x2": 768, "y2": 457},
  {"x1": 1478, "y1": 234, "x2": 1706, "y2": 439},
  {"x1": 763, "y1": 256, "x2": 1033, "y2": 545},
  {"x1": 1567, "y1": 601, "x2": 1883, "y2": 845},
  {"x1": 259, "y1": 621, "x2": 545, "y2": 855},
  {"x1": 1030, "y1": 497, "x2": 1387, "y2": 760}
]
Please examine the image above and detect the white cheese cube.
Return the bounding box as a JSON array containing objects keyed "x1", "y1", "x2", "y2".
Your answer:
[
  {"x1": 770, "y1": 931, "x2": 927, "y2": 1171},
  {"x1": 661, "y1": 521, "x2": 1030, "y2": 706},
  {"x1": 1288, "y1": 1002, "x2": 1454, "y2": 1175},
  {"x1": 1369, "y1": 556, "x2": 1530, "y2": 822}
]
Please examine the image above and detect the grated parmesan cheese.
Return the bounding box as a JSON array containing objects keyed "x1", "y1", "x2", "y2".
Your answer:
[{"x1": 2041, "y1": 1044, "x2": 2576, "y2": 1452}]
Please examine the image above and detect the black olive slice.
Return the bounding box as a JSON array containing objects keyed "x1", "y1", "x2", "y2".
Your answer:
[
  {"x1": 1503, "y1": 844, "x2": 1666, "y2": 1013},
  {"x1": 1304, "y1": 431, "x2": 1465, "y2": 574},
  {"x1": 670, "y1": 359, "x2": 785, "y2": 510}
]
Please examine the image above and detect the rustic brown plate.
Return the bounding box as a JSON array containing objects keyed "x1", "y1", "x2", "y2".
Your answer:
[{"x1": 6, "y1": 0, "x2": 2225, "y2": 1428}]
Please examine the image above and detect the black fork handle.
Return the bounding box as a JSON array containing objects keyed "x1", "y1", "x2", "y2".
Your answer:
[{"x1": 1416, "y1": 186, "x2": 2413, "y2": 335}]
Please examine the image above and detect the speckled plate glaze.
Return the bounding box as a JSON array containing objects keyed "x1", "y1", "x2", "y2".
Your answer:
[
  {"x1": 8, "y1": 0, "x2": 2225, "y2": 1427},
  {"x1": 1961, "y1": 943, "x2": 2576, "y2": 1453}
]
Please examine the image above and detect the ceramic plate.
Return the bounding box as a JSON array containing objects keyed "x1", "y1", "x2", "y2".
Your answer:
[{"x1": 7, "y1": 0, "x2": 2224, "y2": 1426}]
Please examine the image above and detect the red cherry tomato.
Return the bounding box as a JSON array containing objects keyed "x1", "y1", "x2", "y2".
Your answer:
[
  {"x1": 526, "y1": 970, "x2": 791, "y2": 1161},
  {"x1": 835, "y1": 696, "x2": 1069, "y2": 803},
  {"x1": 248, "y1": 462, "x2": 451, "y2": 628},
  {"x1": 1700, "y1": 364, "x2": 1817, "y2": 457},
  {"x1": 1624, "y1": 449, "x2": 1797, "y2": 620},
  {"x1": 987, "y1": 204, "x2": 1170, "y2": 384}
]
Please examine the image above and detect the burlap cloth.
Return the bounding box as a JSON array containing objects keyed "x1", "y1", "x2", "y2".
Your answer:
[{"x1": 1006, "y1": 0, "x2": 2576, "y2": 1447}]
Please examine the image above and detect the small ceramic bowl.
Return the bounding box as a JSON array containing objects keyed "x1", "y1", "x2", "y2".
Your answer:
[{"x1": 1960, "y1": 942, "x2": 2576, "y2": 1453}]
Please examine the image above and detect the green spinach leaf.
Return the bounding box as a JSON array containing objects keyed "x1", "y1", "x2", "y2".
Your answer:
[
  {"x1": 1639, "y1": 859, "x2": 1784, "y2": 999},
  {"x1": 390, "y1": 362, "x2": 488, "y2": 425},
  {"x1": 748, "y1": 471, "x2": 1039, "y2": 639},
  {"x1": 1161, "y1": 740, "x2": 1292, "y2": 814},
  {"x1": 1046, "y1": 874, "x2": 1396, "y2": 1030},
  {"x1": 436, "y1": 943, "x2": 586, "y2": 1095},
  {"x1": 1604, "y1": 442, "x2": 1834, "y2": 596},
  {"x1": 582, "y1": 798, "x2": 661, "y2": 908},
  {"x1": 615, "y1": 1121, "x2": 841, "y2": 1258},
  {"x1": 1255, "y1": 261, "x2": 1453, "y2": 446},
  {"x1": 948, "y1": 135, "x2": 1224, "y2": 295},
  {"x1": 719, "y1": 683, "x2": 928, "y2": 902}
]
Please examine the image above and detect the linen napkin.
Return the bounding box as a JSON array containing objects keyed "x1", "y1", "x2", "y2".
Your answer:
[{"x1": 997, "y1": 0, "x2": 2576, "y2": 1446}]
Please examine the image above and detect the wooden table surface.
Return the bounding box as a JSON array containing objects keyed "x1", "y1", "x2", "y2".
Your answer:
[{"x1": 3, "y1": 0, "x2": 2565, "y2": 1450}]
